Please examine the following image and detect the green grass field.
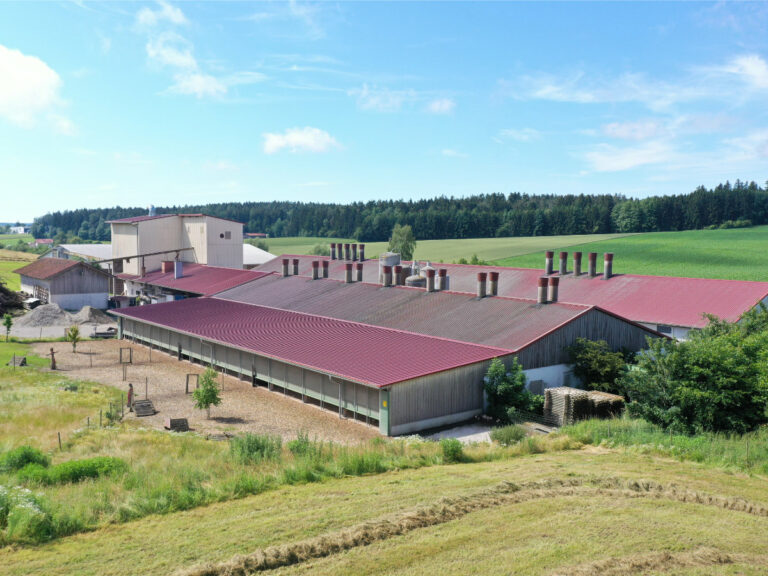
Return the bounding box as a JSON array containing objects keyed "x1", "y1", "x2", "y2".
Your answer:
[
  {"x1": 266, "y1": 233, "x2": 632, "y2": 263},
  {"x1": 1, "y1": 341, "x2": 767, "y2": 575},
  {"x1": 0, "y1": 234, "x2": 33, "y2": 245},
  {"x1": 0, "y1": 250, "x2": 36, "y2": 291},
  {"x1": 494, "y1": 226, "x2": 768, "y2": 280}
]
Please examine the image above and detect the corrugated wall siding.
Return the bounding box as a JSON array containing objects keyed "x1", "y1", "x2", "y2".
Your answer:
[{"x1": 516, "y1": 308, "x2": 657, "y2": 369}]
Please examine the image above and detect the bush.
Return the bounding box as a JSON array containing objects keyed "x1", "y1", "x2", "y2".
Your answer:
[
  {"x1": 567, "y1": 338, "x2": 629, "y2": 395},
  {"x1": 0, "y1": 446, "x2": 50, "y2": 472},
  {"x1": 490, "y1": 424, "x2": 527, "y2": 447},
  {"x1": 0, "y1": 485, "x2": 54, "y2": 543},
  {"x1": 287, "y1": 430, "x2": 318, "y2": 458},
  {"x1": 18, "y1": 457, "x2": 126, "y2": 485},
  {"x1": 230, "y1": 433, "x2": 282, "y2": 464},
  {"x1": 440, "y1": 438, "x2": 463, "y2": 463},
  {"x1": 484, "y1": 357, "x2": 536, "y2": 423}
]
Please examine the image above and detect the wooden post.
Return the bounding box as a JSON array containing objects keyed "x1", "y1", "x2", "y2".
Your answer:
[
  {"x1": 87, "y1": 416, "x2": 90, "y2": 429},
  {"x1": 58, "y1": 432, "x2": 62, "y2": 451},
  {"x1": 99, "y1": 409, "x2": 102, "y2": 428},
  {"x1": 121, "y1": 394, "x2": 124, "y2": 418},
  {"x1": 122, "y1": 363, "x2": 127, "y2": 381},
  {"x1": 145, "y1": 377, "x2": 148, "y2": 399},
  {"x1": 12, "y1": 354, "x2": 15, "y2": 372},
  {"x1": 338, "y1": 380, "x2": 342, "y2": 419},
  {"x1": 90, "y1": 350, "x2": 92, "y2": 368}
]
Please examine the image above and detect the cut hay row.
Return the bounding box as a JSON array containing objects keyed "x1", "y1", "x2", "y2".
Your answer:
[
  {"x1": 178, "y1": 476, "x2": 768, "y2": 576},
  {"x1": 552, "y1": 546, "x2": 768, "y2": 576}
]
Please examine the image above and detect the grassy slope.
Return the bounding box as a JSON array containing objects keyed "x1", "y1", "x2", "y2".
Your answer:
[
  {"x1": 494, "y1": 226, "x2": 768, "y2": 281},
  {"x1": 1, "y1": 450, "x2": 766, "y2": 576},
  {"x1": 266, "y1": 233, "x2": 632, "y2": 263}
]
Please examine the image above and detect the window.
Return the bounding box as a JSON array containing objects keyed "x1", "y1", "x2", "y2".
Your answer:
[
  {"x1": 225, "y1": 231, "x2": 231, "y2": 240},
  {"x1": 657, "y1": 324, "x2": 672, "y2": 334}
]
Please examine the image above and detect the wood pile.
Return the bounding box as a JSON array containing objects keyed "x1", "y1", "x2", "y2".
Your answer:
[
  {"x1": 133, "y1": 399, "x2": 156, "y2": 417},
  {"x1": 164, "y1": 418, "x2": 189, "y2": 432},
  {"x1": 544, "y1": 387, "x2": 625, "y2": 426},
  {"x1": 6, "y1": 356, "x2": 27, "y2": 367}
]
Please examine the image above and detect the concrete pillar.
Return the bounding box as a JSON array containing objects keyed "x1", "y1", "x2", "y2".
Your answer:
[
  {"x1": 352, "y1": 244, "x2": 358, "y2": 261},
  {"x1": 393, "y1": 265, "x2": 403, "y2": 286},
  {"x1": 359, "y1": 244, "x2": 365, "y2": 261},
  {"x1": 345, "y1": 262, "x2": 353, "y2": 283},
  {"x1": 537, "y1": 277, "x2": 548, "y2": 304},
  {"x1": 604, "y1": 253, "x2": 614, "y2": 280},
  {"x1": 588, "y1": 252, "x2": 597, "y2": 277},
  {"x1": 311, "y1": 260, "x2": 319, "y2": 280},
  {"x1": 322, "y1": 260, "x2": 329, "y2": 278},
  {"x1": 425, "y1": 268, "x2": 436, "y2": 292},
  {"x1": 344, "y1": 243, "x2": 351, "y2": 260},
  {"x1": 281, "y1": 258, "x2": 289, "y2": 277},
  {"x1": 489, "y1": 271, "x2": 499, "y2": 296},
  {"x1": 356, "y1": 262, "x2": 363, "y2": 282},
  {"x1": 383, "y1": 265, "x2": 393, "y2": 287},
  {"x1": 292, "y1": 258, "x2": 299, "y2": 276},
  {"x1": 330, "y1": 243, "x2": 337, "y2": 260},
  {"x1": 548, "y1": 276, "x2": 559, "y2": 303},
  {"x1": 477, "y1": 272, "x2": 487, "y2": 299},
  {"x1": 545, "y1": 250, "x2": 554, "y2": 275},
  {"x1": 559, "y1": 251, "x2": 568, "y2": 275},
  {"x1": 437, "y1": 268, "x2": 447, "y2": 291},
  {"x1": 573, "y1": 252, "x2": 582, "y2": 276}
]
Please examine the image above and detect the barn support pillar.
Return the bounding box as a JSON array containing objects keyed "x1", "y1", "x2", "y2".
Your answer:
[{"x1": 378, "y1": 389, "x2": 390, "y2": 436}]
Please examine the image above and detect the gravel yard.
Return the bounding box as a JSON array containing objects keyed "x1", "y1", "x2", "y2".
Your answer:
[{"x1": 31, "y1": 340, "x2": 379, "y2": 444}]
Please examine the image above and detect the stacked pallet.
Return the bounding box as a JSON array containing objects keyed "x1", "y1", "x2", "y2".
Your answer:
[
  {"x1": 544, "y1": 387, "x2": 625, "y2": 426},
  {"x1": 133, "y1": 399, "x2": 156, "y2": 417}
]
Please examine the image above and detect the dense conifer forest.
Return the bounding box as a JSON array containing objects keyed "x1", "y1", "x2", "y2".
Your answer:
[{"x1": 31, "y1": 180, "x2": 768, "y2": 242}]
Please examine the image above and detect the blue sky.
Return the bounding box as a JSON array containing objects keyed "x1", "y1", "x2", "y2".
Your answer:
[{"x1": 1, "y1": 1, "x2": 768, "y2": 222}]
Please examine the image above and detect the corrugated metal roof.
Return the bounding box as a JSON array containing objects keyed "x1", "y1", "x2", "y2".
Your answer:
[
  {"x1": 118, "y1": 263, "x2": 268, "y2": 296},
  {"x1": 58, "y1": 244, "x2": 113, "y2": 260},
  {"x1": 257, "y1": 255, "x2": 768, "y2": 328},
  {"x1": 111, "y1": 298, "x2": 506, "y2": 388},
  {"x1": 107, "y1": 214, "x2": 177, "y2": 224},
  {"x1": 242, "y1": 243, "x2": 276, "y2": 266},
  {"x1": 216, "y1": 274, "x2": 593, "y2": 351},
  {"x1": 14, "y1": 258, "x2": 81, "y2": 280}
]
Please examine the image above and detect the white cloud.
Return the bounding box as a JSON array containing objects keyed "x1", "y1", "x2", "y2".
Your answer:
[
  {"x1": 0, "y1": 44, "x2": 62, "y2": 127},
  {"x1": 169, "y1": 72, "x2": 226, "y2": 98},
  {"x1": 441, "y1": 149, "x2": 467, "y2": 158},
  {"x1": 136, "y1": 1, "x2": 187, "y2": 28},
  {"x1": 584, "y1": 141, "x2": 673, "y2": 172},
  {"x1": 713, "y1": 54, "x2": 768, "y2": 90},
  {"x1": 427, "y1": 98, "x2": 456, "y2": 115},
  {"x1": 602, "y1": 120, "x2": 663, "y2": 141},
  {"x1": 146, "y1": 32, "x2": 196, "y2": 69},
  {"x1": 263, "y1": 127, "x2": 340, "y2": 154},
  {"x1": 50, "y1": 114, "x2": 76, "y2": 135},
  {"x1": 351, "y1": 84, "x2": 415, "y2": 112},
  {"x1": 498, "y1": 128, "x2": 541, "y2": 142},
  {"x1": 723, "y1": 130, "x2": 768, "y2": 160}
]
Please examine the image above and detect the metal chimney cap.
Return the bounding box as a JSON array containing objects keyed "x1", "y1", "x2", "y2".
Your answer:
[
  {"x1": 438, "y1": 268, "x2": 447, "y2": 277},
  {"x1": 489, "y1": 271, "x2": 499, "y2": 281},
  {"x1": 559, "y1": 251, "x2": 568, "y2": 258},
  {"x1": 477, "y1": 272, "x2": 487, "y2": 281},
  {"x1": 282, "y1": 258, "x2": 289, "y2": 264},
  {"x1": 344, "y1": 262, "x2": 353, "y2": 270},
  {"x1": 538, "y1": 277, "x2": 548, "y2": 287},
  {"x1": 573, "y1": 251, "x2": 583, "y2": 258},
  {"x1": 548, "y1": 276, "x2": 560, "y2": 286},
  {"x1": 355, "y1": 262, "x2": 363, "y2": 270},
  {"x1": 604, "y1": 253, "x2": 614, "y2": 261},
  {"x1": 545, "y1": 251, "x2": 554, "y2": 258},
  {"x1": 311, "y1": 260, "x2": 319, "y2": 268},
  {"x1": 588, "y1": 252, "x2": 598, "y2": 261}
]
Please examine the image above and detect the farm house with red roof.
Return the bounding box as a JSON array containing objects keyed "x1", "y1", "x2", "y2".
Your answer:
[{"x1": 14, "y1": 258, "x2": 110, "y2": 310}]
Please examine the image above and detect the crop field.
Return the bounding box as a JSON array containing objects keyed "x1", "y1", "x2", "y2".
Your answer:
[
  {"x1": 0, "y1": 249, "x2": 36, "y2": 291},
  {"x1": 495, "y1": 226, "x2": 768, "y2": 281},
  {"x1": 0, "y1": 234, "x2": 33, "y2": 245},
  {"x1": 0, "y1": 341, "x2": 766, "y2": 576},
  {"x1": 266, "y1": 233, "x2": 632, "y2": 263}
]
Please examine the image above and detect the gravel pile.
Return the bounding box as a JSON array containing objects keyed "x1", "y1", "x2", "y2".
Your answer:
[
  {"x1": 70, "y1": 306, "x2": 114, "y2": 325},
  {"x1": 15, "y1": 303, "x2": 75, "y2": 327}
]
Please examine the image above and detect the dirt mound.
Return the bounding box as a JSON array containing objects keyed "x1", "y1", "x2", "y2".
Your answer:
[
  {"x1": 71, "y1": 306, "x2": 114, "y2": 325},
  {"x1": 15, "y1": 303, "x2": 75, "y2": 328}
]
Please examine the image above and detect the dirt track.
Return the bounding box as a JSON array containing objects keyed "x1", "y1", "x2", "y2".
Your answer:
[{"x1": 32, "y1": 340, "x2": 379, "y2": 444}]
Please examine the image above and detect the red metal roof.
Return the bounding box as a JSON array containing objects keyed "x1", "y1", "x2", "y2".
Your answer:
[
  {"x1": 111, "y1": 298, "x2": 506, "y2": 388},
  {"x1": 107, "y1": 214, "x2": 176, "y2": 224},
  {"x1": 117, "y1": 263, "x2": 268, "y2": 296},
  {"x1": 14, "y1": 258, "x2": 80, "y2": 280},
  {"x1": 257, "y1": 255, "x2": 768, "y2": 328},
  {"x1": 215, "y1": 274, "x2": 597, "y2": 351}
]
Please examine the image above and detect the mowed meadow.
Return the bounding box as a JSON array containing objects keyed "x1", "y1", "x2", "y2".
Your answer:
[{"x1": 0, "y1": 249, "x2": 36, "y2": 291}]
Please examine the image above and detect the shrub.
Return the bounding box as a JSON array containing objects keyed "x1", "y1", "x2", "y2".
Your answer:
[
  {"x1": 287, "y1": 430, "x2": 318, "y2": 458},
  {"x1": 230, "y1": 433, "x2": 282, "y2": 464},
  {"x1": 19, "y1": 457, "x2": 126, "y2": 485},
  {"x1": 440, "y1": 438, "x2": 463, "y2": 463},
  {"x1": 0, "y1": 446, "x2": 50, "y2": 472},
  {"x1": 484, "y1": 357, "x2": 536, "y2": 423},
  {"x1": 0, "y1": 485, "x2": 54, "y2": 543},
  {"x1": 567, "y1": 338, "x2": 629, "y2": 395},
  {"x1": 490, "y1": 424, "x2": 527, "y2": 447}
]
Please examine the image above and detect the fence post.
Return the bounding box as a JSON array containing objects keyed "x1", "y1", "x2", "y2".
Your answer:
[
  {"x1": 99, "y1": 409, "x2": 102, "y2": 428},
  {"x1": 121, "y1": 393, "x2": 125, "y2": 418},
  {"x1": 87, "y1": 416, "x2": 90, "y2": 429},
  {"x1": 145, "y1": 377, "x2": 148, "y2": 399},
  {"x1": 58, "y1": 432, "x2": 62, "y2": 451}
]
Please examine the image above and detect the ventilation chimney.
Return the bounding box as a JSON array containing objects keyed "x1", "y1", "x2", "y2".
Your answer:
[
  {"x1": 393, "y1": 265, "x2": 403, "y2": 286},
  {"x1": 559, "y1": 252, "x2": 568, "y2": 275},
  {"x1": 356, "y1": 262, "x2": 363, "y2": 282},
  {"x1": 548, "y1": 276, "x2": 559, "y2": 303},
  {"x1": 345, "y1": 262, "x2": 353, "y2": 283},
  {"x1": 174, "y1": 260, "x2": 183, "y2": 280},
  {"x1": 293, "y1": 258, "x2": 299, "y2": 276},
  {"x1": 437, "y1": 268, "x2": 447, "y2": 291},
  {"x1": 477, "y1": 272, "x2": 487, "y2": 299},
  {"x1": 311, "y1": 260, "x2": 319, "y2": 280},
  {"x1": 344, "y1": 243, "x2": 351, "y2": 260},
  {"x1": 573, "y1": 252, "x2": 582, "y2": 276},
  {"x1": 588, "y1": 252, "x2": 597, "y2": 277},
  {"x1": 383, "y1": 265, "x2": 393, "y2": 287},
  {"x1": 425, "y1": 268, "x2": 436, "y2": 292},
  {"x1": 352, "y1": 244, "x2": 358, "y2": 261},
  {"x1": 161, "y1": 261, "x2": 173, "y2": 274},
  {"x1": 537, "y1": 277, "x2": 548, "y2": 304},
  {"x1": 545, "y1": 251, "x2": 554, "y2": 275},
  {"x1": 330, "y1": 243, "x2": 337, "y2": 260},
  {"x1": 321, "y1": 260, "x2": 329, "y2": 278},
  {"x1": 604, "y1": 253, "x2": 614, "y2": 280},
  {"x1": 282, "y1": 258, "x2": 289, "y2": 277},
  {"x1": 489, "y1": 271, "x2": 499, "y2": 296},
  {"x1": 359, "y1": 244, "x2": 365, "y2": 261}
]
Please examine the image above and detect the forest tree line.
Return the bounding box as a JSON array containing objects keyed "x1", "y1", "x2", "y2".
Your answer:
[{"x1": 31, "y1": 180, "x2": 768, "y2": 242}]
